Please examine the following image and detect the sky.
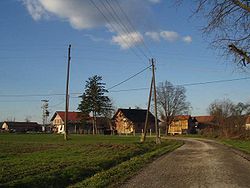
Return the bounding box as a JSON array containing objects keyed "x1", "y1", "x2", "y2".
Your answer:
[{"x1": 0, "y1": 0, "x2": 249, "y2": 123}]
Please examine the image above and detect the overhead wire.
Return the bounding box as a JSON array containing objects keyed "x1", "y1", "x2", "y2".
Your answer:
[
  {"x1": 0, "y1": 76, "x2": 249, "y2": 100},
  {"x1": 113, "y1": 0, "x2": 153, "y2": 57},
  {"x1": 107, "y1": 64, "x2": 152, "y2": 90},
  {"x1": 101, "y1": 0, "x2": 150, "y2": 60},
  {"x1": 88, "y1": 0, "x2": 146, "y2": 63}
]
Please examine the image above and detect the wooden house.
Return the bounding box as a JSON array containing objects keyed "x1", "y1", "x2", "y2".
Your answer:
[
  {"x1": 1, "y1": 121, "x2": 41, "y2": 133},
  {"x1": 112, "y1": 108, "x2": 157, "y2": 134},
  {"x1": 168, "y1": 115, "x2": 197, "y2": 135}
]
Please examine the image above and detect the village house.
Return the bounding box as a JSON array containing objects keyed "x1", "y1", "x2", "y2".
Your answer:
[
  {"x1": 245, "y1": 116, "x2": 250, "y2": 130},
  {"x1": 112, "y1": 108, "x2": 157, "y2": 134},
  {"x1": 1, "y1": 121, "x2": 41, "y2": 133},
  {"x1": 51, "y1": 111, "x2": 111, "y2": 134},
  {"x1": 168, "y1": 115, "x2": 197, "y2": 135}
]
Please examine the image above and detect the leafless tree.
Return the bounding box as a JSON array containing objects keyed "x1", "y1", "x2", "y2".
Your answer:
[
  {"x1": 178, "y1": 0, "x2": 250, "y2": 67},
  {"x1": 25, "y1": 116, "x2": 31, "y2": 122},
  {"x1": 208, "y1": 99, "x2": 249, "y2": 138},
  {"x1": 156, "y1": 81, "x2": 190, "y2": 134}
]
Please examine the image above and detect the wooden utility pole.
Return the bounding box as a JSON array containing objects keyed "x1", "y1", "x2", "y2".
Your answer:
[
  {"x1": 64, "y1": 44, "x2": 71, "y2": 141},
  {"x1": 141, "y1": 59, "x2": 161, "y2": 144},
  {"x1": 140, "y1": 77, "x2": 153, "y2": 143},
  {"x1": 152, "y1": 59, "x2": 161, "y2": 144}
]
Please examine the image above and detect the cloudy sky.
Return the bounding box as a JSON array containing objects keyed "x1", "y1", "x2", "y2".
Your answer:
[{"x1": 0, "y1": 0, "x2": 249, "y2": 122}]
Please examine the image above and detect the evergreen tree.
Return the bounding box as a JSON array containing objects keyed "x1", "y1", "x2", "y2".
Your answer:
[{"x1": 78, "y1": 75, "x2": 112, "y2": 134}]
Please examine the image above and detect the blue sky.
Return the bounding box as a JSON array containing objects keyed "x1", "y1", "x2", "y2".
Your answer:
[{"x1": 0, "y1": 0, "x2": 249, "y2": 123}]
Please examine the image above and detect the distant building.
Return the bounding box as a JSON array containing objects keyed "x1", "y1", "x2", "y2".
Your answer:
[
  {"x1": 245, "y1": 116, "x2": 250, "y2": 130},
  {"x1": 1, "y1": 121, "x2": 41, "y2": 133},
  {"x1": 168, "y1": 115, "x2": 197, "y2": 135},
  {"x1": 112, "y1": 108, "x2": 157, "y2": 134}
]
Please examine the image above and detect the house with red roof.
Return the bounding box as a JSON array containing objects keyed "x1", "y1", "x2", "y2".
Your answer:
[
  {"x1": 51, "y1": 111, "x2": 83, "y2": 134},
  {"x1": 51, "y1": 111, "x2": 111, "y2": 134}
]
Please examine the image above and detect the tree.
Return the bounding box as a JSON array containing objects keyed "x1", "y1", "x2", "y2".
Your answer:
[
  {"x1": 156, "y1": 81, "x2": 190, "y2": 134},
  {"x1": 234, "y1": 102, "x2": 250, "y2": 115},
  {"x1": 208, "y1": 99, "x2": 235, "y2": 122},
  {"x1": 208, "y1": 99, "x2": 249, "y2": 138},
  {"x1": 179, "y1": 0, "x2": 250, "y2": 67},
  {"x1": 78, "y1": 75, "x2": 112, "y2": 134}
]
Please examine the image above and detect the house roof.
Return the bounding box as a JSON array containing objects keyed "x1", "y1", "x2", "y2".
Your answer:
[
  {"x1": 2, "y1": 121, "x2": 40, "y2": 128},
  {"x1": 51, "y1": 111, "x2": 82, "y2": 122},
  {"x1": 113, "y1": 108, "x2": 157, "y2": 123},
  {"x1": 173, "y1": 115, "x2": 191, "y2": 121},
  {"x1": 195, "y1": 116, "x2": 215, "y2": 123}
]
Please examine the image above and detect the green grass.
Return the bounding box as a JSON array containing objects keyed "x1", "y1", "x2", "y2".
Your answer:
[
  {"x1": 220, "y1": 139, "x2": 250, "y2": 154},
  {"x1": 0, "y1": 134, "x2": 182, "y2": 188}
]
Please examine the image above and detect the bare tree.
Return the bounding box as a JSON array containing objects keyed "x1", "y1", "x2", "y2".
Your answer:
[
  {"x1": 208, "y1": 99, "x2": 249, "y2": 137},
  {"x1": 178, "y1": 0, "x2": 250, "y2": 67},
  {"x1": 156, "y1": 81, "x2": 190, "y2": 134},
  {"x1": 208, "y1": 99, "x2": 235, "y2": 122},
  {"x1": 25, "y1": 116, "x2": 32, "y2": 122}
]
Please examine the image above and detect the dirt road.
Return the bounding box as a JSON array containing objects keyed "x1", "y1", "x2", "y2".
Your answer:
[{"x1": 120, "y1": 138, "x2": 250, "y2": 188}]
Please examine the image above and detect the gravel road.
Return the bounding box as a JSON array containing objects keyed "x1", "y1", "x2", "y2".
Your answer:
[{"x1": 120, "y1": 138, "x2": 250, "y2": 188}]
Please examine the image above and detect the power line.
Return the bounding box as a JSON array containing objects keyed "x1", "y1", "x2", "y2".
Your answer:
[
  {"x1": 0, "y1": 76, "x2": 249, "y2": 99},
  {"x1": 113, "y1": 0, "x2": 153, "y2": 57},
  {"x1": 108, "y1": 76, "x2": 250, "y2": 92},
  {"x1": 110, "y1": 87, "x2": 149, "y2": 92},
  {"x1": 107, "y1": 65, "x2": 152, "y2": 90},
  {"x1": 102, "y1": 0, "x2": 150, "y2": 60},
  {"x1": 88, "y1": 0, "x2": 146, "y2": 63},
  {"x1": 0, "y1": 93, "x2": 65, "y2": 97},
  {"x1": 179, "y1": 76, "x2": 250, "y2": 87}
]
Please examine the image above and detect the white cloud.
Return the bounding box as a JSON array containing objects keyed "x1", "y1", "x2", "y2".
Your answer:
[
  {"x1": 145, "y1": 31, "x2": 160, "y2": 41},
  {"x1": 21, "y1": 0, "x2": 154, "y2": 49},
  {"x1": 23, "y1": 0, "x2": 105, "y2": 29},
  {"x1": 145, "y1": 30, "x2": 192, "y2": 44},
  {"x1": 84, "y1": 34, "x2": 107, "y2": 42},
  {"x1": 160, "y1": 31, "x2": 179, "y2": 42},
  {"x1": 148, "y1": 0, "x2": 161, "y2": 3},
  {"x1": 112, "y1": 32, "x2": 143, "y2": 49},
  {"x1": 22, "y1": 0, "x2": 47, "y2": 20},
  {"x1": 183, "y1": 36, "x2": 192, "y2": 43}
]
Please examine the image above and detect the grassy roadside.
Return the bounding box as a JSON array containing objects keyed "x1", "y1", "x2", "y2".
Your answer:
[
  {"x1": 0, "y1": 134, "x2": 182, "y2": 187},
  {"x1": 175, "y1": 134, "x2": 250, "y2": 154},
  {"x1": 68, "y1": 140, "x2": 183, "y2": 188},
  {"x1": 220, "y1": 139, "x2": 250, "y2": 154}
]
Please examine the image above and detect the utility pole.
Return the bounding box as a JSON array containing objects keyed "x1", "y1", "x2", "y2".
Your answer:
[
  {"x1": 141, "y1": 59, "x2": 161, "y2": 144},
  {"x1": 140, "y1": 76, "x2": 153, "y2": 142},
  {"x1": 152, "y1": 59, "x2": 161, "y2": 144},
  {"x1": 64, "y1": 44, "x2": 71, "y2": 141},
  {"x1": 41, "y1": 100, "x2": 49, "y2": 132}
]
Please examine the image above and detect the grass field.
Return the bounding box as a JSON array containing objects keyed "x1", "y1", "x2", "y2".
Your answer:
[{"x1": 0, "y1": 134, "x2": 182, "y2": 188}]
